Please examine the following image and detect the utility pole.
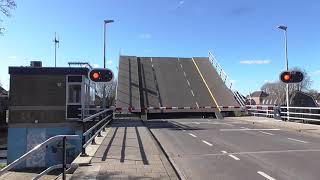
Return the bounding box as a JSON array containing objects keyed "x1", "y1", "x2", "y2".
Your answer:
[
  {"x1": 278, "y1": 25, "x2": 290, "y2": 121},
  {"x1": 102, "y1": 20, "x2": 114, "y2": 109},
  {"x1": 53, "y1": 32, "x2": 60, "y2": 67}
]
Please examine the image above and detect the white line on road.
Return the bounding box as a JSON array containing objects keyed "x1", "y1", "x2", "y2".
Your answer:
[
  {"x1": 259, "y1": 131, "x2": 274, "y2": 135},
  {"x1": 220, "y1": 128, "x2": 281, "y2": 131},
  {"x1": 190, "y1": 90, "x2": 195, "y2": 96},
  {"x1": 287, "y1": 138, "x2": 308, "y2": 143},
  {"x1": 257, "y1": 171, "x2": 276, "y2": 180},
  {"x1": 180, "y1": 64, "x2": 183, "y2": 68},
  {"x1": 194, "y1": 122, "x2": 200, "y2": 125},
  {"x1": 202, "y1": 140, "x2": 213, "y2": 146},
  {"x1": 221, "y1": 150, "x2": 240, "y2": 160},
  {"x1": 189, "y1": 133, "x2": 197, "y2": 138},
  {"x1": 196, "y1": 102, "x2": 199, "y2": 108},
  {"x1": 183, "y1": 71, "x2": 187, "y2": 77},
  {"x1": 186, "y1": 79, "x2": 190, "y2": 86},
  {"x1": 228, "y1": 154, "x2": 240, "y2": 160}
]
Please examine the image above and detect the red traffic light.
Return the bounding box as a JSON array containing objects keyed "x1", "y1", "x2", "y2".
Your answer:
[
  {"x1": 89, "y1": 68, "x2": 113, "y2": 83},
  {"x1": 92, "y1": 72, "x2": 100, "y2": 80},
  {"x1": 280, "y1": 71, "x2": 304, "y2": 83},
  {"x1": 283, "y1": 74, "x2": 291, "y2": 81}
]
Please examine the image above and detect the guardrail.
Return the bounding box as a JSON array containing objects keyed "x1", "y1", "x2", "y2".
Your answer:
[
  {"x1": 246, "y1": 105, "x2": 275, "y2": 117},
  {"x1": 81, "y1": 108, "x2": 114, "y2": 156},
  {"x1": 208, "y1": 51, "x2": 246, "y2": 107},
  {"x1": 246, "y1": 105, "x2": 320, "y2": 123},
  {"x1": 0, "y1": 108, "x2": 114, "y2": 180},
  {"x1": 0, "y1": 135, "x2": 80, "y2": 180}
]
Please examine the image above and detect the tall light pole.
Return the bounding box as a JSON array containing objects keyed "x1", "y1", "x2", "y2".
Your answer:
[
  {"x1": 278, "y1": 25, "x2": 290, "y2": 121},
  {"x1": 53, "y1": 32, "x2": 60, "y2": 67},
  {"x1": 102, "y1": 20, "x2": 114, "y2": 109}
]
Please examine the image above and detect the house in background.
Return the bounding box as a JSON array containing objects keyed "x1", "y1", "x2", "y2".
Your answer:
[{"x1": 247, "y1": 91, "x2": 269, "y2": 105}]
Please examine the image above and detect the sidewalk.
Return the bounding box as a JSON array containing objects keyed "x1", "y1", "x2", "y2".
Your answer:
[
  {"x1": 70, "y1": 118, "x2": 178, "y2": 180},
  {"x1": 225, "y1": 116, "x2": 320, "y2": 137}
]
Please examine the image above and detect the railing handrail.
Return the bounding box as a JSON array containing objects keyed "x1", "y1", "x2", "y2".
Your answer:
[
  {"x1": 0, "y1": 135, "x2": 80, "y2": 176},
  {"x1": 32, "y1": 164, "x2": 73, "y2": 180},
  {"x1": 82, "y1": 108, "x2": 112, "y2": 122},
  {"x1": 208, "y1": 51, "x2": 246, "y2": 106},
  {"x1": 83, "y1": 114, "x2": 112, "y2": 136}
]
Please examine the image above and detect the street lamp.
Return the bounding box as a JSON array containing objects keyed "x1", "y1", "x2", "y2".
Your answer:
[
  {"x1": 102, "y1": 19, "x2": 114, "y2": 109},
  {"x1": 277, "y1": 25, "x2": 290, "y2": 120}
]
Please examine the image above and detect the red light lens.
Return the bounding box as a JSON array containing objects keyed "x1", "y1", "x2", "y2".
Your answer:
[
  {"x1": 284, "y1": 74, "x2": 290, "y2": 81},
  {"x1": 92, "y1": 72, "x2": 99, "y2": 79}
]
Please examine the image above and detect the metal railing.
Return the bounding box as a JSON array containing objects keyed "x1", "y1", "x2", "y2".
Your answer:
[
  {"x1": 81, "y1": 108, "x2": 114, "y2": 156},
  {"x1": 0, "y1": 135, "x2": 80, "y2": 180},
  {"x1": 208, "y1": 51, "x2": 246, "y2": 106},
  {"x1": 246, "y1": 105, "x2": 275, "y2": 117},
  {"x1": 246, "y1": 105, "x2": 320, "y2": 123}
]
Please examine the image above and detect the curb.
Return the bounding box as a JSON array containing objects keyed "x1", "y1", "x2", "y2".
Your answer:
[{"x1": 141, "y1": 119, "x2": 187, "y2": 180}]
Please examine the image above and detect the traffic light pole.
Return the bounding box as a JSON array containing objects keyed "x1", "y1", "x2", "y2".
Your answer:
[
  {"x1": 284, "y1": 29, "x2": 290, "y2": 121},
  {"x1": 102, "y1": 22, "x2": 106, "y2": 109}
]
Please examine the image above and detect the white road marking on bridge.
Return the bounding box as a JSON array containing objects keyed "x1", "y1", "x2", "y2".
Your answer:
[
  {"x1": 220, "y1": 150, "x2": 240, "y2": 160},
  {"x1": 186, "y1": 79, "x2": 191, "y2": 86},
  {"x1": 195, "y1": 102, "x2": 199, "y2": 108},
  {"x1": 220, "y1": 128, "x2": 280, "y2": 131},
  {"x1": 183, "y1": 71, "x2": 187, "y2": 77},
  {"x1": 194, "y1": 122, "x2": 200, "y2": 124},
  {"x1": 189, "y1": 133, "x2": 197, "y2": 138},
  {"x1": 259, "y1": 131, "x2": 274, "y2": 135},
  {"x1": 202, "y1": 140, "x2": 213, "y2": 146},
  {"x1": 190, "y1": 90, "x2": 195, "y2": 96},
  {"x1": 180, "y1": 64, "x2": 183, "y2": 68},
  {"x1": 257, "y1": 171, "x2": 276, "y2": 180},
  {"x1": 228, "y1": 154, "x2": 240, "y2": 160},
  {"x1": 287, "y1": 138, "x2": 308, "y2": 143},
  {"x1": 241, "y1": 127, "x2": 247, "y2": 129}
]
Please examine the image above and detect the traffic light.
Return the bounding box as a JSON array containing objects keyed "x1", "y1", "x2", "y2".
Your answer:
[
  {"x1": 280, "y1": 71, "x2": 304, "y2": 83},
  {"x1": 89, "y1": 68, "x2": 114, "y2": 83}
]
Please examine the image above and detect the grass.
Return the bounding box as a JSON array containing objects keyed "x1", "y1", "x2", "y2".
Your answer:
[{"x1": 0, "y1": 163, "x2": 6, "y2": 169}]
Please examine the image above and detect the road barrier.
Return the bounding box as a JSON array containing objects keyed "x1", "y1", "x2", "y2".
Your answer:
[{"x1": 115, "y1": 106, "x2": 244, "y2": 113}]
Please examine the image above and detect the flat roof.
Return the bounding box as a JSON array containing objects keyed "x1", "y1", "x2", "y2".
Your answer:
[{"x1": 9, "y1": 67, "x2": 89, "y2": 76}]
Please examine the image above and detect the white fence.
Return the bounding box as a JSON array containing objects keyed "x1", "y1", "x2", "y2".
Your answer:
[{"x1": 246, "y1": 105, "x2": 320, "y2": 123}]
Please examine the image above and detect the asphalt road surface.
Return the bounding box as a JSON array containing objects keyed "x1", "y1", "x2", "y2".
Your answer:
[{"x1": 146, "y1": 118, "x2": 320, "y2": 180}]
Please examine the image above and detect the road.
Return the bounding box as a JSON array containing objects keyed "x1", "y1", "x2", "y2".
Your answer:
[{"x1": 146, "y1": 118, "x2": 320, "y2": 180}]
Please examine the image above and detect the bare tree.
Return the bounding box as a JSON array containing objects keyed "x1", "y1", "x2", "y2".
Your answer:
[
  {"x1": 0, "y1": 0, "x2": 16, "y2": 34},
  {"x1": 95, "y1": 79, "x2": 117, "y2": 107}
]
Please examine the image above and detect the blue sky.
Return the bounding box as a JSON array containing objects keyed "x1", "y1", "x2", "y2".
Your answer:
[{"x1": 1, "y1": 0, "x2": 320, "y2": 95}]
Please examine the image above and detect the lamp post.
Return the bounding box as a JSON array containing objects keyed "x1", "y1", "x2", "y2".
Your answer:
[
  {"x1": 102, "y1": 20, "x2": 114, "y2": 109},
  {"x1": 278, "y1": 25, "x2": 290, "y2": 121}
]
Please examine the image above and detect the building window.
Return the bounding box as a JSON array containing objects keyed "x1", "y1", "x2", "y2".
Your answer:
[{"x1": 68, "y1": 84, "x2": 81, "y2": 103}]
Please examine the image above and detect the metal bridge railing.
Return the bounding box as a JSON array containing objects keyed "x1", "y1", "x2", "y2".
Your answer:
[
  {"x1": 81, "y1": 108, "x2": 114, "y2": 156},
  {"x1": 208, "y1": 51, "x2": 246, "y2": 106},
  {"x1": 0, "y1": 108, "x2": 114, "y2": 180},
  {"x1": 246, "y1": 105, "x2": 320, "y2": 123},
  {"x1": 0, "y1": 135, "x2": 80, "y2": 180}
]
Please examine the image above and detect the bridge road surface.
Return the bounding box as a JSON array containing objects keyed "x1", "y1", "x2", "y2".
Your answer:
[
  {"x1": 116, "y1": 56, "x2": 141, "y2": 112},
  {"x1": 146, "y1": 118, "x2": 320, "y2": 180},
  {"x1": 192, "y1": 57, "x2": 239, "y2": 107},
  {"x1": 117, "y1": 56, "x2": 240, "y2": 114}
]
